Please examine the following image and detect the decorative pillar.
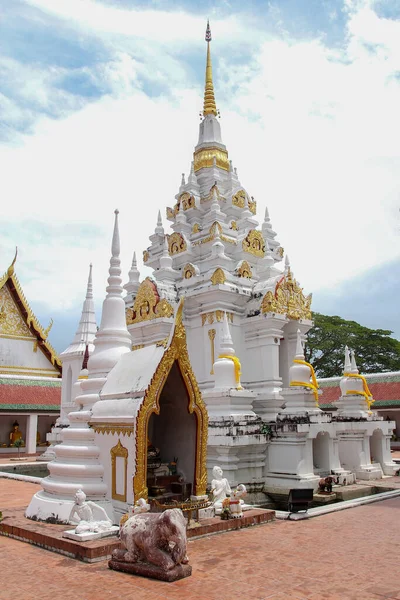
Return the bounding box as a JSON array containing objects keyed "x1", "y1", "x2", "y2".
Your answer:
[{"x1": 26, "y1": 414, "x2": 38, "y2": 455}]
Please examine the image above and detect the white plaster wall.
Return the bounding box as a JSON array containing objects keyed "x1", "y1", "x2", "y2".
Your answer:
[
  {"x1": 312, "y1": 432, "x2": 331, "y2": 472},
  {"x1": 0, "y1": 338, "x2": 58, "y2": 372}
]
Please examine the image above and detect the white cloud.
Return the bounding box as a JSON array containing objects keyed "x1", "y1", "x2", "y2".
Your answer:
[{"x1": 1, "y1": 0, "x2": 400, "y2": 343}]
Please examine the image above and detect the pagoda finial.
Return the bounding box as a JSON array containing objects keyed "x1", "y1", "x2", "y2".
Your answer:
[
  {"x1": 295, "y1": 329, "x2": 305, "y2": 360},
  {"x1": 203, "y1": 20, "x2": 217, "y2": 117},
  {"x1": 155, "y1": 210, "x2": 164, "y2": 235},
  {"x1": 350, "y1": 349, "x2": 359, "y2": 374},
  {"x1": 344, "y1": 345, "x2": 351, "y2": 373},
  {"x1": 111, "y1": 209, "x2": 120, "y2": 258},
  {"x1": 7, "y1": 247, "x2": 18, "y2": 277},
  {"x1": 285, "y1": 254, "x2": 290, "y2": 274},
  {"x1": 86, "y1": 263, "x2": 93, "y2": 300}
]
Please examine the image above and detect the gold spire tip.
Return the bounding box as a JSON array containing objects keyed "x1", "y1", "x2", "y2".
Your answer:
[{"x1": 203, "y1": 20, "x2": 217, "y2": 117}]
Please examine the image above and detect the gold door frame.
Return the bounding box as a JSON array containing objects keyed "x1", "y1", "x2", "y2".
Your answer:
[{"x1": 133, "y1": 301, "x2": 208, "y2": 501}]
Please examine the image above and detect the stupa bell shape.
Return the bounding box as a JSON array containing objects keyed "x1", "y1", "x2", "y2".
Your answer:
[
  {"x1": 337, "y1": 348, "x2": 371, "y2": 418},
  {"x1": 213, "y1": 312, "x2": 241, "y2": 390}
]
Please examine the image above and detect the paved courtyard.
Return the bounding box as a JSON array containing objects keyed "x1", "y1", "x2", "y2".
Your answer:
[{"x1": 1, "y1": 478, "x2": 400, "y2": 600}]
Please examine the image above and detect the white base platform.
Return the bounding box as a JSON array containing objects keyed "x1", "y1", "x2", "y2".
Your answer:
[
  {"x1": 63, "y1": 526, "x2": 119, "y2": 542},
  {"x1": 26, "y1": 490, "x2": 115, "y2": 524}
]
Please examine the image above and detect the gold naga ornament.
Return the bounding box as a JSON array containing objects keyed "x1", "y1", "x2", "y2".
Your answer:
[
  {"x1": 248, "y1": 197, "x2": 257, "y2": 215},
  {"x1": 261, "y1": 269, "x2": 312, "y2": 320},
  {"x1": 133, "y1": 299, "x2": 208, "y2": 500},
  {"x1": 242, "y1": 230, "x2": 265, "y2": 258},
  {"x1": 168, "y1": 232, "x2": 187, "y2": 255},
  {"x1": 200, "y1": 183, "x2": 226, "y2": 204},
  {"x1": 126, "y1": 278, "x2": 174, "y2": 325}
]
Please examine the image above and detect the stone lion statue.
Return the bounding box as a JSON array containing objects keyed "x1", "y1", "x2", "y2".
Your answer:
[{"x1": 112, "y1": 508, "x2": 189, "y2": 572}]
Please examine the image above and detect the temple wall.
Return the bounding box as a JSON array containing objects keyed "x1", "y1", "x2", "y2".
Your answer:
[{"x1": 0, "y1": 337, "x2": 58, "y2": 373}]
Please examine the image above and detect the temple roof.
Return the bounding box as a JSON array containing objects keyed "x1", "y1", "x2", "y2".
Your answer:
[
  {"x1": 0, "y1": 375, "x2": 61, "y2": 411},
  {"x1": 0, "y1": 252, "x2": 62, "y2": 376},
  {"x1": 318, "y1": 371, "x2": 400, "y2": 409}
]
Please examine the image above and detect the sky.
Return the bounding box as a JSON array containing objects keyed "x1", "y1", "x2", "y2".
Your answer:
[{"x1": 0, "y1": 0, "x2": 399, "y2": 352}]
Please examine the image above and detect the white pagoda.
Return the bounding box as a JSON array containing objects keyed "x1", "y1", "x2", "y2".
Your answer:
[{"x1": 27, "y1": 23, "x2": 396, "y2": 524}]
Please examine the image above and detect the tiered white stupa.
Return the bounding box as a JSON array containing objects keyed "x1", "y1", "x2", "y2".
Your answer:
[
  {"x1": 27, "y1": 211, "x2": 131, "y2": 522},
  {"x1": 27, "y1": 23, "x2": 397, "y2": 523}
]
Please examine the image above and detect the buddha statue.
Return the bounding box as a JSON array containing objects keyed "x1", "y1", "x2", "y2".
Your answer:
[
  {"x1": 9, "y1": 421, "x2": 24, "y2": 447},
  {"x1": 211, "y1": 465, "x2": 231, "y2": 512},
  {"x1": 36, "y1": 431, "x2": 47, "y2": 446}
]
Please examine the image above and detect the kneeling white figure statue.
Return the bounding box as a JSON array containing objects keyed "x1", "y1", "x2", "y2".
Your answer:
[
  {"x1": 68, "y1": 489, "x2": 114, "y2": 534},
  {"x1": 211, "y1": 465, "x2": 231, "y2": 514},
  {"x1": 229, "y1": 484, "x2": 247, "y2": 518}
]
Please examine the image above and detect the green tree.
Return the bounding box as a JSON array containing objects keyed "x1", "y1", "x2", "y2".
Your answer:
[{"x1": 304, "y1": 313, "x2": 400, "y2": 378}]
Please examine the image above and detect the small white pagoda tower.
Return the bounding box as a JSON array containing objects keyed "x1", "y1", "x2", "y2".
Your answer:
[{"x1": 26, "y1": 211, "x2": 131, "y2": 522}]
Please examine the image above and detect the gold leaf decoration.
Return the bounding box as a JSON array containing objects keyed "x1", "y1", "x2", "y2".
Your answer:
[
  {"x1": 232, "y1": 189, "x2": 246, "y2": 208},
  {"x1": 236, "y1": 261, "x2": 252, "y2": 278},
  {"x1": 143, "y1": 250, "x2": 149, "y2": 263},
  {"x1": 166, "y1": 207, "x2": 175, "y2": 220},
  {"x1": 248, "y1": 197, "x2": 257, "y2": 214},
  {"x1": 242, "y1": 230, "x2": 265, "y2": 258},
  {"x1": 192, "y1": 223, "x2": 200, "y2": 234},
  {"x1": 210, "y1": 268, "x2": 226, "y2": 285},
  {"x1": 154, "y1": 298, "x2": 174, "y2": 318},
  {"x1": 127, "y1": 278, "x2": 159, "y2": 324},
  {"x1": 261, "y1": 270, "x2": 312, "y2": 320},
  {"x1": 168, "y1": 232, "x2": 187, "y2": 255},
  {"x1": 179, "y1": 192, "x2": 195, "y2": 211},
  {"x1": 0, "y1": 285, "x2": 34, "y2": 338},
  {"x1": 111, "y1": 439, "x2": 128, "y2": 502},
  {"x1": 183, "y1": 263, "x2": 196, "y2": 279},
  {"x1": 194, "y1": 146, "x2": 229, "y2": 172}
]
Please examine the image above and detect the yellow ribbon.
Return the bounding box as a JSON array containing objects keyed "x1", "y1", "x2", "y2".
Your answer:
[
  {"x1": 290, "y1": 359, "x2": 320, "y2": 406},
  {"x1": 344, "y1": 373, "x2": 374, "y2": 411},
  {"x1": 218, "y1": 354, "x2": 243, "y2": 390}
]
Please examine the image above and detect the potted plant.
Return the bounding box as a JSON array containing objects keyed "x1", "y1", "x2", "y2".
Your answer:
[{"x1": 13, "y1": 438, "x2": 24, "y2": 460}]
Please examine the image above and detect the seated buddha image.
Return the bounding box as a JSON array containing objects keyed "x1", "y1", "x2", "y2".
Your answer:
[
  {"x1": 9, "y1": 421, "x2": 24, "y2": 447},
  {"x1": 139, "y1": 301, "x2": 150, "y2": 317},
  {"x1": 36, "y1": 431, "x2": 47, "y2": 446}
]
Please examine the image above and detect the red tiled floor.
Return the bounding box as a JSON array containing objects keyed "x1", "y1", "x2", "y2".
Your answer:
[{"x1": 2, "y1": 478, "x2": 400, "y2": 599}]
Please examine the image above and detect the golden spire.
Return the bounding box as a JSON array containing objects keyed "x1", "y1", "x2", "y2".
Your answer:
[{"x1": 203, "y1": 20, "x2": 217, "y2": 117}]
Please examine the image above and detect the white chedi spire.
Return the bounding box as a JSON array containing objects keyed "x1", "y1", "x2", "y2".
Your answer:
[
  {"x1": 219, "y1": 311, "x2": 235, "y2": 356},
  {"x1": 160, "y1": 236, "x2": 173, "y2": 270},
  {"x1": 175, "y1": 201, "x2": 187, "y2": 225},
  {"x1": 89, "y1": 209, "x2": 132, "y2": 377},
  {"x1": 350, "y1": 349, "x2": 359, "y2": 374},
  {"x1": 288, "y1": 329, "x2": 311, "y2": 386},
  {"x1": 124, "y1": 251, "x2": 141, "y2": 298},
  {"x1": 284, "y1": 254, "x2": 290, "y2": 275},
  {"x1": 61, "y1": 264, "x2": 97, "y2": 357},
  {"x1": 155, "y1": 210, "x2": 164, "y2": 235},
  {"x1": 262, "y1": 206, "x2": 277, "y2": 240},
  {"x1": 27, "y1": 211, "x2": 131, "y2": 524},
  {"x1": 213, "y1": 313, "x2": 242, "y2": 390},
  {"x1": 344, "y1": 345, "x2": 351, "y2": 373}
]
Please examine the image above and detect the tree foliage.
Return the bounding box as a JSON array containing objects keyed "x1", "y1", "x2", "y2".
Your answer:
[{"x1": 304, "y1": 313, "x2": 400, "y2": 378}]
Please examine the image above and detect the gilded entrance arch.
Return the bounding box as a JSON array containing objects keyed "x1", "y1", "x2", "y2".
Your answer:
[{"x1": 133, "y1": 301, "x2": 208, "y2": 501}]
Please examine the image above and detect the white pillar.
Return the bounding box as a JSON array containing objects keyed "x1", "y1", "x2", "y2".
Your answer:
[{"x1": 26, "y1": 414, "x2": 38, "y2": 455}]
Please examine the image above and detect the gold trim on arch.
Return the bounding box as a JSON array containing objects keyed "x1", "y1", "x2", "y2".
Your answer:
[
  {"x1": 111, "y1": 439, "x2": 128, "y2": 502},
  {"x1": 133, "y1": 300, "x2": 208, "y2": 501}
]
